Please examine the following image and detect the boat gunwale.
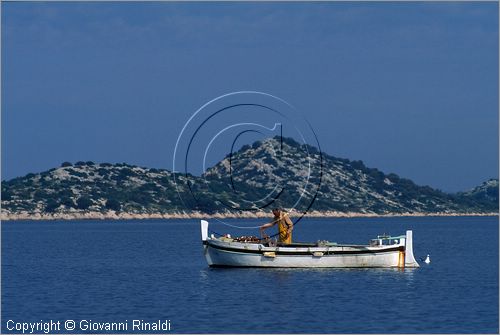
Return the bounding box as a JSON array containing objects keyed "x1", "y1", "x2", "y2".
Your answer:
[{"x1": 205, "y1": 239, "x2": 405, "y2": 256}]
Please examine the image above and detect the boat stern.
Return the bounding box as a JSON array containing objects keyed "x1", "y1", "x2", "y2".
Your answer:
[{"x1": 404, "y1": 230, "x2": 420, "y2": 267}]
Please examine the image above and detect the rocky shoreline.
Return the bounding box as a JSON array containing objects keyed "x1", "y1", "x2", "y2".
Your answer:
[{"x1": 1, "y1": 210, "x2": 497, "y2": 221}]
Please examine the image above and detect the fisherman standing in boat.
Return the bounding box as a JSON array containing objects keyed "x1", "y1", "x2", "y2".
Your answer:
[{"x1": 259, "y1": 208, "x2": 293, "y2": 244}]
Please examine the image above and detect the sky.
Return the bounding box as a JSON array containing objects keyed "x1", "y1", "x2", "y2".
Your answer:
[{"x1": 2, "y1": 2, "x2": 498, "y2": 192}]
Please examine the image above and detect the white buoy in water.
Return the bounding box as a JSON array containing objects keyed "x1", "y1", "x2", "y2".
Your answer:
[{"x1": 424, "y1": 254, "x2": 431, "y2": 264}]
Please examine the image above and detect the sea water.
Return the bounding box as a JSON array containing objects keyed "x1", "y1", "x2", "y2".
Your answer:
[{"x1": 2, "y1": 216, "x2": 498, "y2": 333}]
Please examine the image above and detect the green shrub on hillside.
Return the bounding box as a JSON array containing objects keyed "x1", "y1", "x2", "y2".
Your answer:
[
  {"x1": 105, "y1": 198, "x2": 121, "y2": 211},
  {"x1": 77, "y1": 197, "x2": 93, "y2": 209}
]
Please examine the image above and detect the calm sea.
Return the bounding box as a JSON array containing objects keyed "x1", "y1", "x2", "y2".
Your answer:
[{"x1": 2, "y1": 216, "x2": 498, "y2": 333}]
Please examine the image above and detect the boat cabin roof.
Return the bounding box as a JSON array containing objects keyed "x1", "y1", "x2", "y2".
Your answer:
[{"x1": 374, "y1": 235, "x2": 405, "y2": 241}]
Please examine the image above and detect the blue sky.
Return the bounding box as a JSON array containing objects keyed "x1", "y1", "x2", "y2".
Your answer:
[{"x1": 2, "y1": 2, "x2": 498, "y2": 192}]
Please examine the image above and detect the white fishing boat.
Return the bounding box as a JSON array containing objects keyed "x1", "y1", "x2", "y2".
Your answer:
[{"x1": 200, "y1": 220, "x2": 419, "y2": 268}]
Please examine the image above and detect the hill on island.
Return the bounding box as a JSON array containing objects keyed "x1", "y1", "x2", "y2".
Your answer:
[{"x1": 1, "y1": 137, "x2": 498, "y2": 218}]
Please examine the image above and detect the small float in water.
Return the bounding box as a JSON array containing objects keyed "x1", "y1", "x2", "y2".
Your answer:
[{"x1": 200, "y1": 220, "x2": 419, "y2": 268}]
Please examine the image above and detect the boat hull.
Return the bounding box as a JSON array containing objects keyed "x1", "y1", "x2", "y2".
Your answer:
[{"x1": 205, "y1": 244, "x2": 403, "y2": 268}]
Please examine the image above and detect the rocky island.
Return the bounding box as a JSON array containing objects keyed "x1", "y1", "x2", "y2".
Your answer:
[{"x1": 1, "y1": 137, "x2": 498, "y2": 220}]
